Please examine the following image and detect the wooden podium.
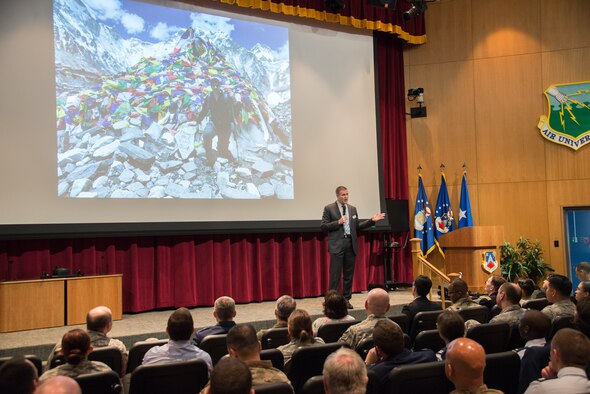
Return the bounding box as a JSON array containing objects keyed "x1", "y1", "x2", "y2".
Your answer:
[{"x1": 438, "y1": 226, "x2": 504, "y2": 293}]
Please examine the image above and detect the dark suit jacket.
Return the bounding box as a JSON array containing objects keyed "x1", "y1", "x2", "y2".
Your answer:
[
  {"x1": 368, "y1": 348, "x2": 437, "y2": 384},
  {"x1": 401, "y1": 296, "x2": 442, "y2": 322},
  {"x1": 321, "y1": 202, "x2": 374, "y2": 255}
]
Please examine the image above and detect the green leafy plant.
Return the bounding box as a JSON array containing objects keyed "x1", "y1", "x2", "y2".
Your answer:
[{"x1": 500, "y1": 237, "x2": 554, "y2": 284}]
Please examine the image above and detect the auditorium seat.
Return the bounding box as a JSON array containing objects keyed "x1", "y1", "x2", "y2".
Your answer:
[
  {"x1": 261, "y1": 327, "x2": 290, "y2": 350},
  {"x1": 316, "y1": 320, "x2": 358, "y2": 343},
  {"x1": 547, "y1": 315, "x2": 576, "y2": 340},
  {"x1": 384, "y1": 361, "x2": 454, "y2": 394},
  {"x1": 126, "y1": 339, "x2": 168, "y2": 374},
  {"x1": 409, "y1": 310, "x2": 442, "y2": 341},
  {"x1": 0, "y1": 354, "x2": 42, "y2": 376},
  {"x1": 88, "y1": 345, "x2": 124, "y2": 376},
  {"x1": 129, "y1": 359, "x2": 209, "y2": 394},
  {"x1": 484, "y1": 351, "x2": 520, "y2": 394},
  {"x1": 75, "y1": 370, "x2": 122, "y2": 394},
  {"x1": 260, "y1": 348, "x2": 285, "y2": 371},
  {"x1": 355, "y1": 338, "x2": 374, "y2": 360},
  {"x1": 255, "y1": 381, "x2": 296, "y2": 394},
  {"x1": 507, "y1": 325, "x2": 526, "y2": 350},
  {"x1": 199, "y1": 334, "x2": 228, "y2": 365},
  {"x1": 413, "y1": 329, "x2": 445, "y2": 353},
  {"x1": 286, "y1": 342, "x2": 349, "y2": 393},
  {"x1": 388, "y1": 313, "x2": 410, "y2": 334},
  {"x1": 522, "y1": 298, "x2": 549, "y2": 311},
  {"x1": 466, "y1": 322, "x2": 510, "y2": 354},
  {"x1": 457, "y1": 305, "x2": 489, "y2": 324}
]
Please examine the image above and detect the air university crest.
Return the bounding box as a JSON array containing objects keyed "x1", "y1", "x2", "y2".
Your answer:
[
  {"x1": 538, "y1": 81, "x2": 590, "y2": 150},
  {"x1": 482, "y1": 251, "x2": 498, "y2": 274}
]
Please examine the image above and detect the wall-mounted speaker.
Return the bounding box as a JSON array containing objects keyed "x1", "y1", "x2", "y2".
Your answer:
[{"x1": 385, "y1": 199, "x2": 409, "y2": 232}]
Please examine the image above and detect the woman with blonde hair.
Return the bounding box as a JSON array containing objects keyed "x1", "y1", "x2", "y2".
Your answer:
[{"x1": 277, "y1": 309, "x2": 325, "y2": 367}]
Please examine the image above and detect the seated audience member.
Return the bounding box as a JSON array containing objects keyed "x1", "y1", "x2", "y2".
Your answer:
[
  {"x1": 277, "y1": 309, "x2": 325, "y2": 367},
  {"x1": 534, "y1": 276, "x2": 550, "y2": 299},
  {"x1": 46, "y1": 306, "x2": 127, "y2": 374},
  {"x1": 447, "y1": 279, "x2": 479, "y2": 311},
  {"x1": 436, "y1": 310, "x2": 465, "y2": 360},
  {"x1": 323, "y1": 348, "x2": 368, "y2": 394},
  {"x1": 194, "y1": 296, "x2": 237, "y2": 346},
  {"x1": 478, "y1": 275, "x2": 506, "y2": 313},
  {"x1": 312, "y1": 290, "x2": 355, "y2": 335},
  {"x1": 490, "y1": 283, "x2": 524, "y2": 326},
  {"x1": 541, "y1": 275, "x2": 575, "y2": 320},
  {"x1": 338, "y1": 288, "x2": 390, "y2": 349},
  {"x1": 34, "y1": 376, "x2": 81, "y2": 394},
  {"x1": 39, "y1": 329, "x2": 111, "y2": 382},
  {"x1": 574, "y1": 297, "x2": 590, "y2": 338},
  {"x1": 0, "y1": 355, "x2": 38, "y2": 394},
  {"x1": 519, "y1": 279, "x2": 537, "y2": 305},
  {"x1": 402, "y1": 275, "x2": 442, "y2": 322},
  {"x1": 206, "y1": 357, "x2": 253, "y2": 394},
  {"x1": 574, "y1": 281, "x2": 590, "y2": 303},
  {"x1": 516, "y1": 310, "x2": 551, "y2": 358},
  {"x1": 524, "y1": 328, "x2": 590, "y2": 393},
  {"x1": 445, "y1": 338, "x2": 503, "y2": 394},
  {"x1": 366, "y1": 319, "x2": 436, "y2": 383},
  {"x1": 226, "y1": 324, "x2": 293, "y2": 390},
  {"x1": 575, "y1": 262, "x2": 590, "y2": 283},
  {"x1": 256, "y1": 295, "x2": 296, "y2": 340},
  {"x1": 142, "y1": 307, "x2": 213, "y2": 373}
]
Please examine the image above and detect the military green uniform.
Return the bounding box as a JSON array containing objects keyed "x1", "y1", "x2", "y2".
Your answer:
[
  {"x1": 490, "y1": 304, "x2": 524, "y2": 327},
  {"x1": 277, "y1": 337, "x2": 325, "y2": 367},
  {"x1": 447, "y1": 297, "x2": 480, "y2": 311},
  {"x1": 39, "y1": 359, "x2": 112, "y2": 382},
  {"x1": 338, "y1": 314, "x2": 389, "y2": 349},
  {"x1": 256, "y1": 322, "x2": 287, "y2": 341},
  {"x1": 541, "y1": 299, "x2": 576, "y2": 320},
  {"x1": 246, "y1": 360, "x2": 294, "y2": 392}
]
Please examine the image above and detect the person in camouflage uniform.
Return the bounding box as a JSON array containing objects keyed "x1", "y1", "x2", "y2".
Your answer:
[
  {"x1": 447, "y1": 279, "x2": 480, "y2": 311},
  {"x1": 277, "y1": 309, "x2": 325, "y2": 368},
  {"x1": 45, "y1": 306, "x2": 127, "y2": 375},
  {"x1": 39, "y1": 329, "x2": 111, "y2": 382},
  {"x1": 227, "y1": 323, "x2": 293, "y2": 392},
  {"x1": 338, "y1": 288, "x2": 390, "y2": 349},
  {"x1": 541, "y1": 274, "x2": 575, "y2": 320},
  {"x1": 490, "y1": 283, "x2": 524, "y2": 326},
  {"x1": 445, "y1": 338, "x2": 503, "y2": 394}
]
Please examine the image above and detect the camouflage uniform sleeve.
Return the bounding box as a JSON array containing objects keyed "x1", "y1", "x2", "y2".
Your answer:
[{"x1": 109, "y1": 338, "x2": 128, "y2": 376}]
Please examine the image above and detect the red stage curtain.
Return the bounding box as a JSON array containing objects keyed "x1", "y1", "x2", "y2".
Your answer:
[{"x1": 0, "y1": 21, "x2": 413, "y2": 315}]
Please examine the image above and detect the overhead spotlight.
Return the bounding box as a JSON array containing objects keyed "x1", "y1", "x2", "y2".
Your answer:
[
  {"x1": 403, "y1": 0, "x2": 427, "y2": 20},
  {"x1": 325, "y1": 0, "x2": 345, "y2": 12}
]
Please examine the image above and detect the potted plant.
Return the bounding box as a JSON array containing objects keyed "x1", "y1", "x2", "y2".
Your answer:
[{"x1": 500, "y1": 237, "x2": 554, "y2": 284}]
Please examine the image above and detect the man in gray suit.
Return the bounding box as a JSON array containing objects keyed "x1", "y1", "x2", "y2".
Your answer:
[{"x1": 321, "y1": 186, "x2": 385, "y2": 308}]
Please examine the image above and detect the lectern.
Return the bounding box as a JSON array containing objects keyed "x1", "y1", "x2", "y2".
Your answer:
[{"x1": 438, "y1": 226, "x2": 504, "y2": 293}]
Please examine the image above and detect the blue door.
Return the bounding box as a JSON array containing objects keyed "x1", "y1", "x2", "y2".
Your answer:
[{"x1": 564, "y1": 208, "x2": 590, "y2": 292}]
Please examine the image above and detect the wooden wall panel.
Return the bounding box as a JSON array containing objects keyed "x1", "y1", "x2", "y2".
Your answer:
[
  {"x1": 406, "y1": 61, "x2": 477, "y2": 188},
  {"x1": 478, "y1": 182, "x2": 550, "y2": 254},
  {"x1": 541, "y1": 0, "x2": 590, "y2": 51},
  {"x1": 472, "y1": 0, "x2": 541, "y2": 59},
  {"x1": 546, "y1": 180, "x2": 590, "y2": 273},
  {"x1": 473, "y1": 54, "x2": 546, "y2": 183},
  {"x1": 406, "y1": 0, "x2": 473, "y2": 66}
]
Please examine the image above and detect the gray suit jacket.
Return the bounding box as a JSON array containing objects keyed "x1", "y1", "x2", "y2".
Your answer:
[{"x1": 321, "y1": 202, "x2": 374, "y2": 255}]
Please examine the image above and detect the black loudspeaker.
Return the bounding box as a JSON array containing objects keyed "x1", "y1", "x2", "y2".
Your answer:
[{"x1": 385, "y1": 199, "x2": 409, "y2": 232}]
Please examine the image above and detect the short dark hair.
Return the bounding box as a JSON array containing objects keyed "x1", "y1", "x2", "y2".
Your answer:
[
  {"x1": 167, "y1": 307, "x2": 194, "y2": 341},
  {"x1": 414, "y1": 275, "x2": 433, "y2": 297},
  {"x1": 373, "y1": 319, "x2": 404, "y2": 356},
  {"x1": 323, "y1": 290, "x2": 349, "y2": 319},
  {"x1": 576, "y1": 262, "x2": 590, "y2": 274},
  {"x1": 575, "y1": 297, "x2": 590, "y2": 338},
  {"x1": 210, "y1": 78, "x2": 221, "y2": 87},
  {"x1": 547, "y1": 274, "x2": 572, "y2": 297},
  {"x1": 501, "y1": 283, "x2": 522, "y2": 305},
  {"x1": 519, "y1": 309, "x2": 551, "y2": 340},
  {"x1": 209, "y1": 357, "x2": 252, "y2": 394},
  {"x1": 276, "y1": 295, "x2": 296, "y2": 321},
  {"x1": 518, "y1": 278, "x2": 536, "y2": 297},
  {"x1": 61, "y1": 329, "x2": 90, "y2": 366},
  {"x1": 0, "y1": 356, "x2": 37, "y2": 394},
  {"x1": 489, "y1": 275, "x2": 506, "y2": 291},
  {"x1": 581, "y1": 281, "x2": 590, "y2": 294},
  {"x1": 226, "y1": 324, "x2": 258, "y2": 357},
  {"x1": 552, "y1": 328, "x2": 590, "y2": 369},
  {"x1": 437, "y1": 310, "x2": 464, "y2": 342},
  {"x1": 335, "y1": 186, "x2": 347, "y2": 195},
  {"x1": 450, "y1": 279, "x2": 468, "y2": 297}
]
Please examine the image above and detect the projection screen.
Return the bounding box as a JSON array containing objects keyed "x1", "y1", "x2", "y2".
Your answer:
[{"x1": 0, "y1": 0, "x2": 386, "y2": 237}]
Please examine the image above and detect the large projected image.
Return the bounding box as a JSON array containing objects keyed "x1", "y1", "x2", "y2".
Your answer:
[{"x1": 54, "y1": 0, "x2": 292, "y2": 199}]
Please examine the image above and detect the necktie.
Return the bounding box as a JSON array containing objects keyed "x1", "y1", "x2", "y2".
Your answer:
[{"x1": 342, "y1": 205, "x2": 350, "y2": 235}]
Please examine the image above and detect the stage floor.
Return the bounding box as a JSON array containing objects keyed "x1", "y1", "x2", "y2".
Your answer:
[{"x1": 0, "y1": 289, "x2": 414, "y2": 358}]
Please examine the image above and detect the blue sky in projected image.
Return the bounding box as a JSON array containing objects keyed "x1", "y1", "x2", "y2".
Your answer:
[{"x1": 86, "y1": 0, "x2": 288, "y2": 51}]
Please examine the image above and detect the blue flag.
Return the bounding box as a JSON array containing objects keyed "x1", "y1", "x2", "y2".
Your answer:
[
  {"x1": 458, "y1": 172, "x2": 474, "y2": 228},
  {"x1": 434, "y1": 172, "x2": 454, "y2": 257},
  {"x1": 413, "y1": 175, "x2": 435, "y2": 256}
]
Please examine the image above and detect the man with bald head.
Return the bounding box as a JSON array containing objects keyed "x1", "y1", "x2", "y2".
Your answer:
[
  {"x1": 445, "y1": 338, "x2": 503, "y2": 393},
  {"x1": 46, "y1": 306, "x2": 127, "y2": 374},
  {"x1": 34, "y1": 376, "x2": 81, "y2": 394},
  {"x1": 338, "y1": 288, "x2": 390, "y2": 349}
]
